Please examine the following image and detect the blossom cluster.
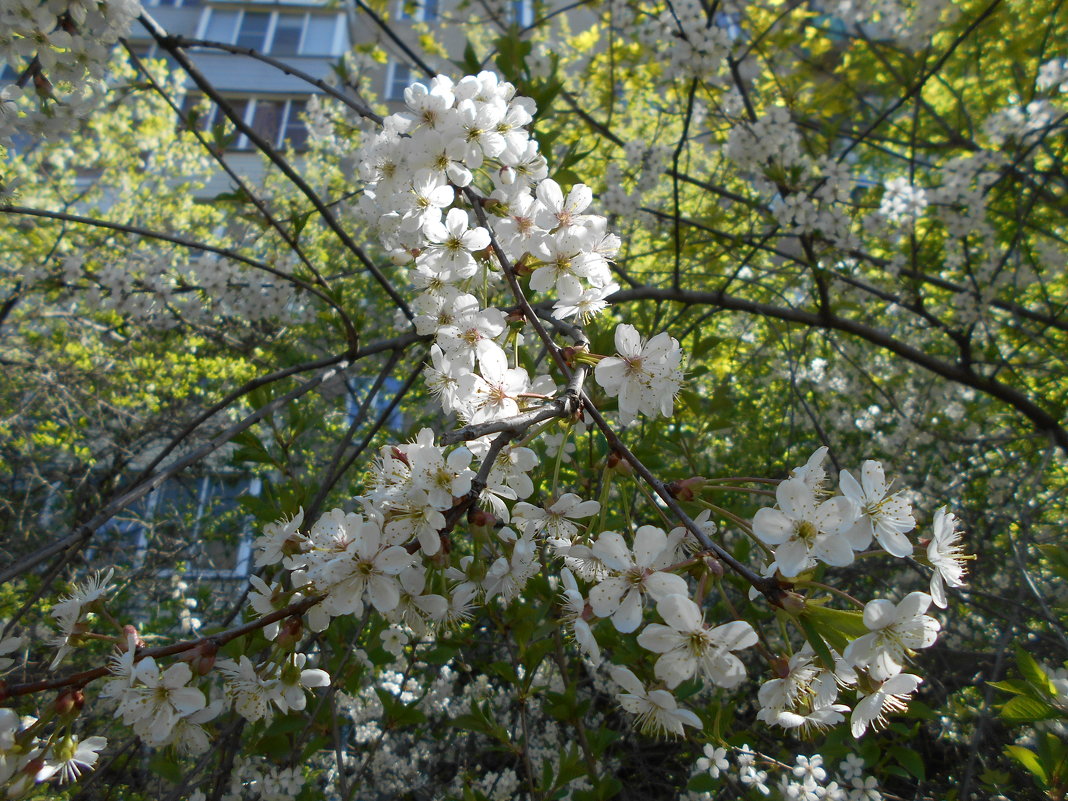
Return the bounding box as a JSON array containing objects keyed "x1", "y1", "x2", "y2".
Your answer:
[
  {"x1": 749, "y1": 448, "x2": 968, "y2": 738},
  {"x1": 601, "y1": 139, "x2": 670, "y2": 217},
  {"x1": 633, "y1": 0, "x2": 734, "y2": 79},
  {"x1": 348, "y1": 70, "x2": 683, "y2": 429},
  {"x1": 832, "y1": 0, "x2": 958, "y2": 50},
  {"x1": 0, "y1": 710, "x2": 107, "y2": 792},
  {"x1": 2, "y1": 565, "x2": 330, "y2": 796},
  {"x1": 43, "y1": 250, "x2": 307, "y2": 328},
  {"x1": 0, "y1": 0, "x2": 141, "y2": 144},
  {"x1": 687, "y1": 746, "x2": 885, "y2": 801}
]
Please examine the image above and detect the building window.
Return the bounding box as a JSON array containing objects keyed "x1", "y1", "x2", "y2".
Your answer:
[
  {"x1": 180, "y1": 94, "x2": 310, "y2": 151},
  {"x1": 398, "y1": 0, "x2": 438, "y2": 22},
  {"x1": 90, "y1": 475, "x2": 261, "y2": 579},
  {"x1": 271, "y1": 13, "x2": 304, "y2": 55},
  {"x1": 302, "y1": 16, "x2": 339, "y2": 55},
  {"x1": 200, "y1": 9, "x2": 345, "y2": 56},
  {"x1": 250, "y1": 99, "x2": 285, "y2": 146},
  {"x1": 203, "y1": 9, "x2": 240, "y2": 44},
  {"x1": 283, "y1": 100, "x2": 309, "y2": 150},
  {"x1": 346, "y1": 376, "x2": 404, "y2": 432},
  {"x1": 509, "y1": 0, "x2": 533, "y2": 26},
  {"x1": 235, "y1": 11, "x2": 271, "y2": 50},
  {"x1": 385, "y1": 61, "x2": 428, "y2": 101}
]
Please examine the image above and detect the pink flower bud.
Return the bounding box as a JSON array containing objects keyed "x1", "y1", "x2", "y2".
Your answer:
[
  {"x1": 121, "y1": 625, "x2": 144, "y2": 651},
  {"x1": 54, "y1": 690, "x2": 83, "y2": 716},
  {"x1": 703, "y1": 556, "x2": 724, "y2": 578},
  {"x1": 182, "y1": 641, "x2": 217, "y2": 675},
  {"x1": 468, "y1": 507, "x2": 498, "y2": 530},
  {"x1": 276, "y1": 616, "x2": 303, "y2": 649}
]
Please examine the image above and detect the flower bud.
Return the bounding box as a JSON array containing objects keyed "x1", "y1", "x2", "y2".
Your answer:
[
  {"x1": 423, "y1": 533, "x2": 451, "y2": 568},
  {"x1": 468, "y1": 507, "x2": 498, "y2": 531},
  {"x1": 770, "y1": 654, "x2": 791, "y2": 679},
  {"x1": 188, "y1": 641, "x2": 218, "y2": 675},
  {"x1": 464, "y1": 556, "x2": 489, "y2": 584},
  {"x1": 606, "y1": 451, "x2": 633, "y2": 475},
  {"x1": 391, "y1": 446, "x2": 410, "y2": 468},
  {"x1": 506, "y1": 309, "x2": 526, "y2": 329},
  {"x1": 54, "y1": 690, "x2": 82, "y2": 716},
  {"x1": 11, "y1": 759, "x2": 45, "y2": 796},
  {"x1": 702, "y1": 556, "x2": 724, "y2": 578},
  {"x1": 33, "y1": 71, "x2": 53, "y2": 99},
  {"x1": 121, "y1": 625, "x2": 144, "y2": 651},
  {"x1": 513, "y1": 256, "x2": 536, "y2": 277},
  {"x1": 276, "y1": 616, "x2": 303, "y2": 649},
  {"x1": 780, "y1": 591, "x2": 807, "y2": 614},
  {"x1": 281, "y1": 536, "x2": 305, "y2": 557},
  {"x1": 666, "y1": 476, "x2": 706, "y2": 502}
]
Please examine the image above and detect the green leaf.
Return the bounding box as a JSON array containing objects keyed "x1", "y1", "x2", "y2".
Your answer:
[
  {"x1": 796, "y1": 613, "x2": 836, "y2": 671},
  {"x1": 553, "y1": 746, "x2": 587, "y2": 791},
  {"x1": 1005, "y1": 746, "x2": 1048, "y2": 784},
  {"x1": 1015, "y1": 646, "x2": 1056, "y2": 694},
  {"x1": 149, "y1": 753, "x2": 183, "y2": 783},
  {"x1": 1038, "y1": 731, "x2": 1068, "y2": 784},
  {"x1": 375, "y1": 687, "x2": 427, "y2": 727},
  {"x1": 421, "y1": 645, "x2": 458, "y2": 665},
  {"x1": 988, "y1": 679, "x2": 1037, "y2": 696},
  {"x1": 904, "y1": 699, "x2": 938, "y2": 720},
  {"x1": 803, "y1": 606, "x2": 871, "y2": 640},
  {"x1": 265, "y1": 714, "x2": 312, "y2": 735},
  {"x1": 291, "y1": 210, "x2": 313, "y2": 239},
  {"x1": 584, "y1": 726, "x2": 619, "y2": 758},
  {"x1": 493, "y1": 29, "x2": 532, "y2": 82},
  {"x1": 890, "y1": 746, "x2": 926, "y2": 780},
  {"x1": 448, "y1": 701, "x2": 511, "y2": 745},
  {"x1": 999, "y1": 695, "x2": 1060, "y2": 724},
  {"x1": 688, "y1": 772, "x2": 719, "y2": 792},
  {"x1": 256, "y1": 734, "x2": 292, "y2": 760},
  {"x1": 231, "y1": 430, "x2": 275, "y2": 465},
  {"x1": 591, "y1": 775, "x2": 623, "y2": 800},
  {"x1": 487, "y1": 660, "x2": 519, "y2": 684},
  {"x1": 519, "y1": 638, "x2": 556, "y2": 680},
  {"x1": 453, "y1": 38, "x2": 483, "y2": 74},
  {"x1": 552, "y1": 168, "x2": 582, "y2": 187}
]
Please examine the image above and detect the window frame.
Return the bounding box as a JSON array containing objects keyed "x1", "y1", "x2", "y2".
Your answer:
[
  {"x1": 197, "y1": 8, "x2": 345, "y2": 56},
  {"x1": 345, "y1": 375, "x2": 404, "y2": 431},
  {"x1": 90, "y1": 474, "x2": 262, "y2": 580},
  {"x1": 385, "y1": 60, "x2": 428, "y2": 101},
  {"x1": 181, "y1": 94, "x2": 311, "y2": 152},
  {"x1": 238, "y1": 97, "x2": 310, "y2": 151},
  {"x1": 509, "y1": 0, "x2": 534, "y2": 27},
  {"x1": 397, "y1": 0, "x2": 438, "y2": 23}
]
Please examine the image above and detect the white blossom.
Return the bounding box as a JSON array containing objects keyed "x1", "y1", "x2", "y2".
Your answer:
[
  {"x1": 636, "y1": 594, "x2": 757, "y2": 689},
  {"x1": 927, "y1": 506, "x2": 968, "y2": 607},
  {"x1": 609, "y1": 666, "x2": 702, "y2": 737}
]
